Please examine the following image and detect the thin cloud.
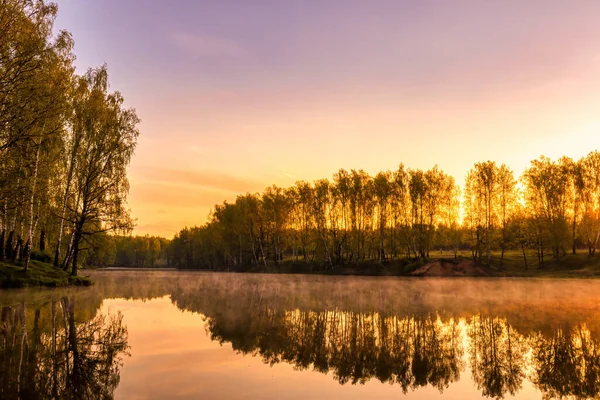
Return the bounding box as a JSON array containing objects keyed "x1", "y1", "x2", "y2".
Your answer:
[
  {"x1": 142, "y1": 167, "x2": 264, "y2": 193},
  {"x1": 133, "y1": 221, "x2": 182, "y2": 238},
  {"x1": 171, "y1": 33, "x2": 247, "y2": 59},
  {"x1": 131, "y1": 182, "x2": 232, "y2": 208}
]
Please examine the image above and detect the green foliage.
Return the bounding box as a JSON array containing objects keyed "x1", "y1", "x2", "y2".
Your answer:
[
  {"x1": 168, "y1": 165, "x2": 461, "y2": 271},
  {"x1": 169, "y1": 152, "x2": 600, "y2": 273},
  {"x1": 0, "y1": 0, "x2": 139, "y2": 277},
  {"x1": 30, "y1": 250, "x2": 52, "y2": 263}
]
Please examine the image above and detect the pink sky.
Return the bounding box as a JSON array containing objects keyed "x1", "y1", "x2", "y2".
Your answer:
[{"x1": 55, "y1": 1, "x2": 600, "y2": 237}]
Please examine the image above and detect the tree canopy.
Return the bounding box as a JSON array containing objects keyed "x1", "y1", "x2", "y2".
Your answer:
[
  {"x1": 169, "y1": 152, "x2": 600, "y2": 271},
  {"x1": 0, "y1": 0, "x2": 139, "y2": 275}
]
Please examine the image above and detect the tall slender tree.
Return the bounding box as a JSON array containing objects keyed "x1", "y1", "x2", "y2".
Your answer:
[{"x1": 61, "y1": 66, "x2": 139, "y2": 276}]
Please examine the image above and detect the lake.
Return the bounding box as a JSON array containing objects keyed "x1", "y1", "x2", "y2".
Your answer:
[{"x1": 1, "y1": 271, "x2": 600, "y2": 399}]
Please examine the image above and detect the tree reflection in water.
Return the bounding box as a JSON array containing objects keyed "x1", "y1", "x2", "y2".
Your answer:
[
  {"x1": 0, "y1": 297, "x2": 128, "y2": 400},
  {"x1": 174, "y1": 274, "x2": 600, "y2": 399},
  {"x1": 203, "y1": 305, "x2": 600, "y2": 399},
  {"x1": 3, "y1": 272, "x2": 600, "y2": 399},
  {"x1": 468, "y1": 315, "x2": 526, "y2": 398},
  {"x1": 531, "y1": 325, "x2": 600, "y2": 400}
]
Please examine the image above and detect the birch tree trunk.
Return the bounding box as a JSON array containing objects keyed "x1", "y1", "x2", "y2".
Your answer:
[
  {"x1": 54, "y1": 134, "x2": 79, "y2": 267},
  {"x1": 24, "y1": 143, "x2": 41, "y2": 271}
]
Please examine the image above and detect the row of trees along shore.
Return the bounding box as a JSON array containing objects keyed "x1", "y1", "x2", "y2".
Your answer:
[
  {"x1": 169, "y1": 153, "x2": 600, "y2": 271},
  {"x1": 0, "y1": 1, "x2": 139, "y2": 275},
  {"x1": 83, "y1": 234, "x2": 170, "y2": 268}
]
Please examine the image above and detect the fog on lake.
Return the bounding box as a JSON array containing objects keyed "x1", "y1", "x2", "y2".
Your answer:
[{"x1": 2, "y1": 271, "x2": 600, "y2": 399}]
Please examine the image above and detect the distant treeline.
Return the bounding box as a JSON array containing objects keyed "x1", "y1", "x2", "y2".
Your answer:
[
  {"x1": 169, "y1": 152, "x2": 600, "y2": 271},
  {"x1": 80, "y1": 234, "x2": 170, "y2": 268},
  {"x1": 0, "y1": 1, "x2": 139, "y2": 275}
]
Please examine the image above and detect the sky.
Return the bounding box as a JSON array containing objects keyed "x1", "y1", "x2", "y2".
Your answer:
[{"x1": 54, "y1": 0, "x2": 600, "y2": 238}]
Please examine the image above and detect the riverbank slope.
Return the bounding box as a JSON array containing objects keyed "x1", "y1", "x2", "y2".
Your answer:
[
  {"x1": 0, "y1": 261, "x2": 92, "y2": 288},
  {"x1": 166, "y1": 252, "x2": 600, "y2": 278}
]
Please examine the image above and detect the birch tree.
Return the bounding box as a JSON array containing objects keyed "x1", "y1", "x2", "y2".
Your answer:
[{"x1": 62, "y1": 66, "x2": 139, "y2": 276}]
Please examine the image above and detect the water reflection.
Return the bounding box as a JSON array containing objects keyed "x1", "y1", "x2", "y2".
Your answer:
[
  {"x1": 200, "y1": 307, "x2": 600, "y2": 399},
  {"x1": 0, "y1": 296, "x2": 128, "y2": 399},
  {"x1": 2, "y1": 272, "x2": 600, "y2": 399},
  {"x1": 468, "y1": 315, "x2": 526, "y2": 398},
  {"x1": 531, "y1": 325, "x2": 600, "y2": 400},
  {"x1": 207, "y1": 309, "x2": 464, "y2": 393}
]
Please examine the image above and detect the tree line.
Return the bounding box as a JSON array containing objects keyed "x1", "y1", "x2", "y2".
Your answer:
[
  {"x1": 83, "y1": 234, "x2": 170, "y2": 268},
  {"x1": 0, "y1": 0, "x2": 139, "y2": 275},
  {"x1": 169, "y1": 152, "x2": 600, "y2": 270}
]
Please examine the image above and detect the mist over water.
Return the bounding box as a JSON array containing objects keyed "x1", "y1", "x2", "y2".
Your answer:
[{"x1": 2, "y1": 271, "x2": 600, "y2": 399}]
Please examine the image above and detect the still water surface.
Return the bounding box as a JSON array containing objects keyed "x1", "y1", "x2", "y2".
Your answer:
[{"x1": 2, "y1": 271, "x2": 600, "y2": 399}]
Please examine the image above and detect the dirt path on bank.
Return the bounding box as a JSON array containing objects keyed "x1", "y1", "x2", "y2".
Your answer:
[{"x1": 411, "y1": 258, "x2": 497, "y2": 277}]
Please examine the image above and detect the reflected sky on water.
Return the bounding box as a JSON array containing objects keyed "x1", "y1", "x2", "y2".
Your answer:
[{"x1": 2, "y1": 271, "x2": 600, "y2": 399}]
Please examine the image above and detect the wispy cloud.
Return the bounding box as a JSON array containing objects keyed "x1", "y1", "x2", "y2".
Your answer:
[
  {"x1": 170, "y1": 33, "x2": 247, "y2": 59},
  {"x1": 130, "y1": 182, "x2": 233, "y2": 209},
  {"x1": 133, "y1": 220, "x2": 182, "y2": 238},
  {"x1": 142, "y1": 167, "x2": 264, "y2": 193}
]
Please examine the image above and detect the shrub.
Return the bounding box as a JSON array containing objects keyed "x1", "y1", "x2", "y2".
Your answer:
[{"x1": 31, "y1": 250, "x2": 53, "y2": 263}]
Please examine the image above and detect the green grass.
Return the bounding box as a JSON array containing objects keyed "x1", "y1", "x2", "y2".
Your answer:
[
  {"x1": 0, "y1": 260, "x2": 93, "y2": 288},
  {"x1": 445, "y1": 249, "x2": 600, "y2": 278},
  {"x1": 222, "y1": 249, "x2": 600, "y2": 278}
]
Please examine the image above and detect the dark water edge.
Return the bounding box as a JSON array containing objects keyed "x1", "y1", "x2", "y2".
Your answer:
[{"x1": 99, "y1": 253, "x2": 600, "y2": 279}]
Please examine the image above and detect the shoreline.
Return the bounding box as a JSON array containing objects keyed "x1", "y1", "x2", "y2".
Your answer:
[{"x1": 88, "y1": 255, "x2": 600, "y2": 279}]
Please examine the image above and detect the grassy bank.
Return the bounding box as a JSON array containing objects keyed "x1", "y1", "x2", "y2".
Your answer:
[
  {"x1": 491, "y1": 252, "x2": 600, "y2": 278},
  {"x1": 175, "y1": 251, "x2": 600, "y2": 278},
  {"x1": 0, "y1": 261, "x2": 93, "y2": 288}
]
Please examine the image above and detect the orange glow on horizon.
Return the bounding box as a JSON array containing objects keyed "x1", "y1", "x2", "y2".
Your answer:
[{"x1": 53, "y1": 1, "x2": 600, "y2": 238}]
